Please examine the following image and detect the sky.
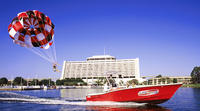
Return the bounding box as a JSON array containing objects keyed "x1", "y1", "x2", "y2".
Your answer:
[{"x1": 0, "y1": 0, "x2": 199, "y2": 80}]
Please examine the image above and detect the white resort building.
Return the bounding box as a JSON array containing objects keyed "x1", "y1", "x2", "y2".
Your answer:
[{"x1": 61, "y1": 55, "x2": 141, "y2": 84}]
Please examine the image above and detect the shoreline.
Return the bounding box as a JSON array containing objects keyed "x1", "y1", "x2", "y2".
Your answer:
[
  {"x1": 0, "y1": 85, "x2": 103, "y2": 91},
  {"x1": 181, "y1": 84, "x2": 200, "y2": 88},
  {"x1": 1, "y1": 84, "x2": 200, "y2": 91}
]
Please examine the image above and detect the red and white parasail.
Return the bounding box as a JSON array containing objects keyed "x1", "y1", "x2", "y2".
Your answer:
[
  {"x1": 8, "y1": 10, "x2": 58, "y2": 72},
  {"x1": 8, "y1": 10, "x2": 54, "y2": 49}
]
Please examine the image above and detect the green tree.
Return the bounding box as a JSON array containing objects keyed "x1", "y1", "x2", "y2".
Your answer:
[
  {"x1": 142, "y1": 81, "x2": 148, "y2": 85},
  {"x1": 166, "y1": 78, "x2": 172, "y2": 84},
  {"x1": 173, "y1": 78, "x2": 178, "y2": 83},
  {"x1": 161, "y1": 78, "x2": 166, "y2": 84},
  {"x1": 39, "y1": 79, "x2": 55, "y2": 86},
  {"x1": 56, "y1": 79, "x2": 64, "y2": 85},
  {"x1": 95, "y1": 77, "x2": 106, "y2": 86},
  {"x1": 13, "y1": 77, "x2": 27, "y2": 86},
  {"x1": 60, "y1": 78, "x2": 87, "y2": 86},
  {"x1": 30, "y1": 79, "x2": 39, "y2": 86},
  {"x1": 95, "y1": 79, "x2": 102, "y2": 86},
  {"x1": 156, "y1": 74, "x2": 162, "y2": 78},
  {"x1": 191, "y1": 66, "x2": 200, "y2": 84},
  {"x1": 0, "y1": 77, "x2": 8, "y2": 86}
]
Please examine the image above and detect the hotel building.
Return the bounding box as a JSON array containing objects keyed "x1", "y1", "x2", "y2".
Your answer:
[{"x1": 61, "y1": 55, "x2": 140, "y2": 84}]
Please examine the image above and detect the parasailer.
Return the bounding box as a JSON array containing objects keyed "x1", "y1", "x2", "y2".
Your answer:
[
  {"x1": 8, "y1": 10, "x2": 59, "y2": 72},
  {"x1": 53, "y1": 63, "x2": 60, "y2": 72}
]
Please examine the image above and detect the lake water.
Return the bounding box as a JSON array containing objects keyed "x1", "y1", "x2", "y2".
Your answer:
[{"x1": 0, "y1": 87, "x2": 199, "y2": 111}]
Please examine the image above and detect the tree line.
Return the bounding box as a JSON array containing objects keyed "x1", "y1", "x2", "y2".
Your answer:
[
  {"x1": 0, "y1": 77, "x2": 55, "y2": 86},
  {"x1": 0, "y1": 77, "x2": 87, "y2": 86},
  {"x1": 56, "y1": 78, "x2": 87, "y2": 86}
]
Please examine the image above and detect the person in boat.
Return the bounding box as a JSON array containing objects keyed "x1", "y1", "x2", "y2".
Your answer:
[
  {"x1": 108, "y1": 75, "x2": 117, "y2": 87},
  {"x1": 104, "y1": 75, "x2": 117, "y2": 92},
  {"x1": 126, "y1": 80, "x2": 135, "y2": 88},
  {"x1": 129, "y1": 82, "x2": 135, "y2": 88},
  {"x1": 103, "y1": 83, "x2": 110, "y2": 92}
]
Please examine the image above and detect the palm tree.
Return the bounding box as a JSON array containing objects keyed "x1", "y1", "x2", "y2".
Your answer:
[{"x1": 0, "y1": 77, "x2": 8, "y2": 86}]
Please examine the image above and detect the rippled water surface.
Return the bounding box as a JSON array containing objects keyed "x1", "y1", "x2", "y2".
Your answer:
[{"x1": 0, "y1": 88, "x2": 199, "y2": 111}]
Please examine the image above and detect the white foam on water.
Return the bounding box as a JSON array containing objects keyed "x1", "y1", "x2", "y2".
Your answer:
[
  {"x1": 0, "y1": 97, "x2": 146, "y2": 107},
  {"x1": 0, "y1": 92, "x2": 36, "y2": 99},
  {"x1": 0, "y1": 92, "x2": 146, "y2": 107}
]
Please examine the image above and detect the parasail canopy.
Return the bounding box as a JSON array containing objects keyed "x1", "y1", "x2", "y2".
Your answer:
[
  {"x1": 8, "y1": 10, "x2": 58, "y2": 71},
  {"x1": 8, "y1": 10, "x2": 55, "y2": 49}
]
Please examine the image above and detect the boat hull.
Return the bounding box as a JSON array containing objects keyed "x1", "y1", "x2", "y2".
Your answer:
[{"x1": 86, "y1": 84, "x2": 182, "y2": 104}]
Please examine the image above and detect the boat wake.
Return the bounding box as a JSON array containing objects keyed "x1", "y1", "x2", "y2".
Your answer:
[{"x1": 0, "y1": 92, "x2": 146, "y2": 107}]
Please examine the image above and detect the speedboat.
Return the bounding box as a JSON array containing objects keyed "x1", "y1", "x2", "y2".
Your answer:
[{"x1": 86, "y1": 83, "x2": 182, "y2": 104}]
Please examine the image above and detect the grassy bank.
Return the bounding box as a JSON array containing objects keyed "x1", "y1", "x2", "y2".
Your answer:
[{"x1": 182, "y1": 84, "x2": 200, "y2": 88}]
